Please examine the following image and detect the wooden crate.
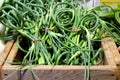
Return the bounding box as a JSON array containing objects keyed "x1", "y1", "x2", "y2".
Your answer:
[{"x1": 1, "y1": 37, "x2": 120, "y2": 80}]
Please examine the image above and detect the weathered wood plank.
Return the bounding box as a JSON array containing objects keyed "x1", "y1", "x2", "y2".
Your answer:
[
  {"x1": 2, "y1": 65, "x2": 116, "y2": 80},
  {"x1": 101, "y1": 37, "x2": 120, "y2": 80},
  {"x1": 0, "y1": 40, "x2": 14, "y2": 80},
  {"x1": 5, "y1": 42, "x2": 18, "y2": 66},
  {"x1": 0, "y1": 40, "x2": 14, "y2": 66},
  {"x1": 107, "y1": 38, "x2": 120, "y2": 66},
  {"x1": 101, "y1": 38, "x2": 116, "y2": 65}
]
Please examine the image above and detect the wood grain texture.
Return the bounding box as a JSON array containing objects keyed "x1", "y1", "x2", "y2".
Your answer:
[
  {"x1": 107, "y1": 38, "x2": 120, "y2": 66},
  {"x1": 101, "y1": 38, "x2": 116, "y2": 65},
  {"x1": 2, "y1": 65, "x2": 116, "y2": 80},
  {"x1": 5, "y1": 42, "x2": 18, "y2": 66},
  {"x1": 107, "y1": 38, "x2": 120, "y2": 80},
  {"x1": 0, "y1": 40, "x2": 14, "y2": 66},
  {"x1": 0, "y1": 40, "x2": 14, "y2": 80},
  {"x1": 101, "y1": 37, "x2": 120, "y2": 80}
]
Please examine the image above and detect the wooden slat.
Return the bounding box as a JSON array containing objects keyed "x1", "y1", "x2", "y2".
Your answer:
[
  {"x1": 0, "y1": 40, "x2": 14, "y2": 80},
  {"x1": 101, "y1": 38, "x2": 116, "y2": 65},
  {"x1": 107, "y1": 37, "x2": 120, "y2": 66},
  {"x1": 101, "y1": 37, "x2": 120, "y2": 66},
  {"x1": 2, "y1": 65, "x2": 116, "y2": 80},
  {"x1": 0, "y1": 40, "x2": 14, "y2": 66},
  {"x1": 5, "y1": 42, "x2": 18, "y2": 66},
  {"x1": 101, "y1": 37, "x2": 120, "y2": 80}
]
